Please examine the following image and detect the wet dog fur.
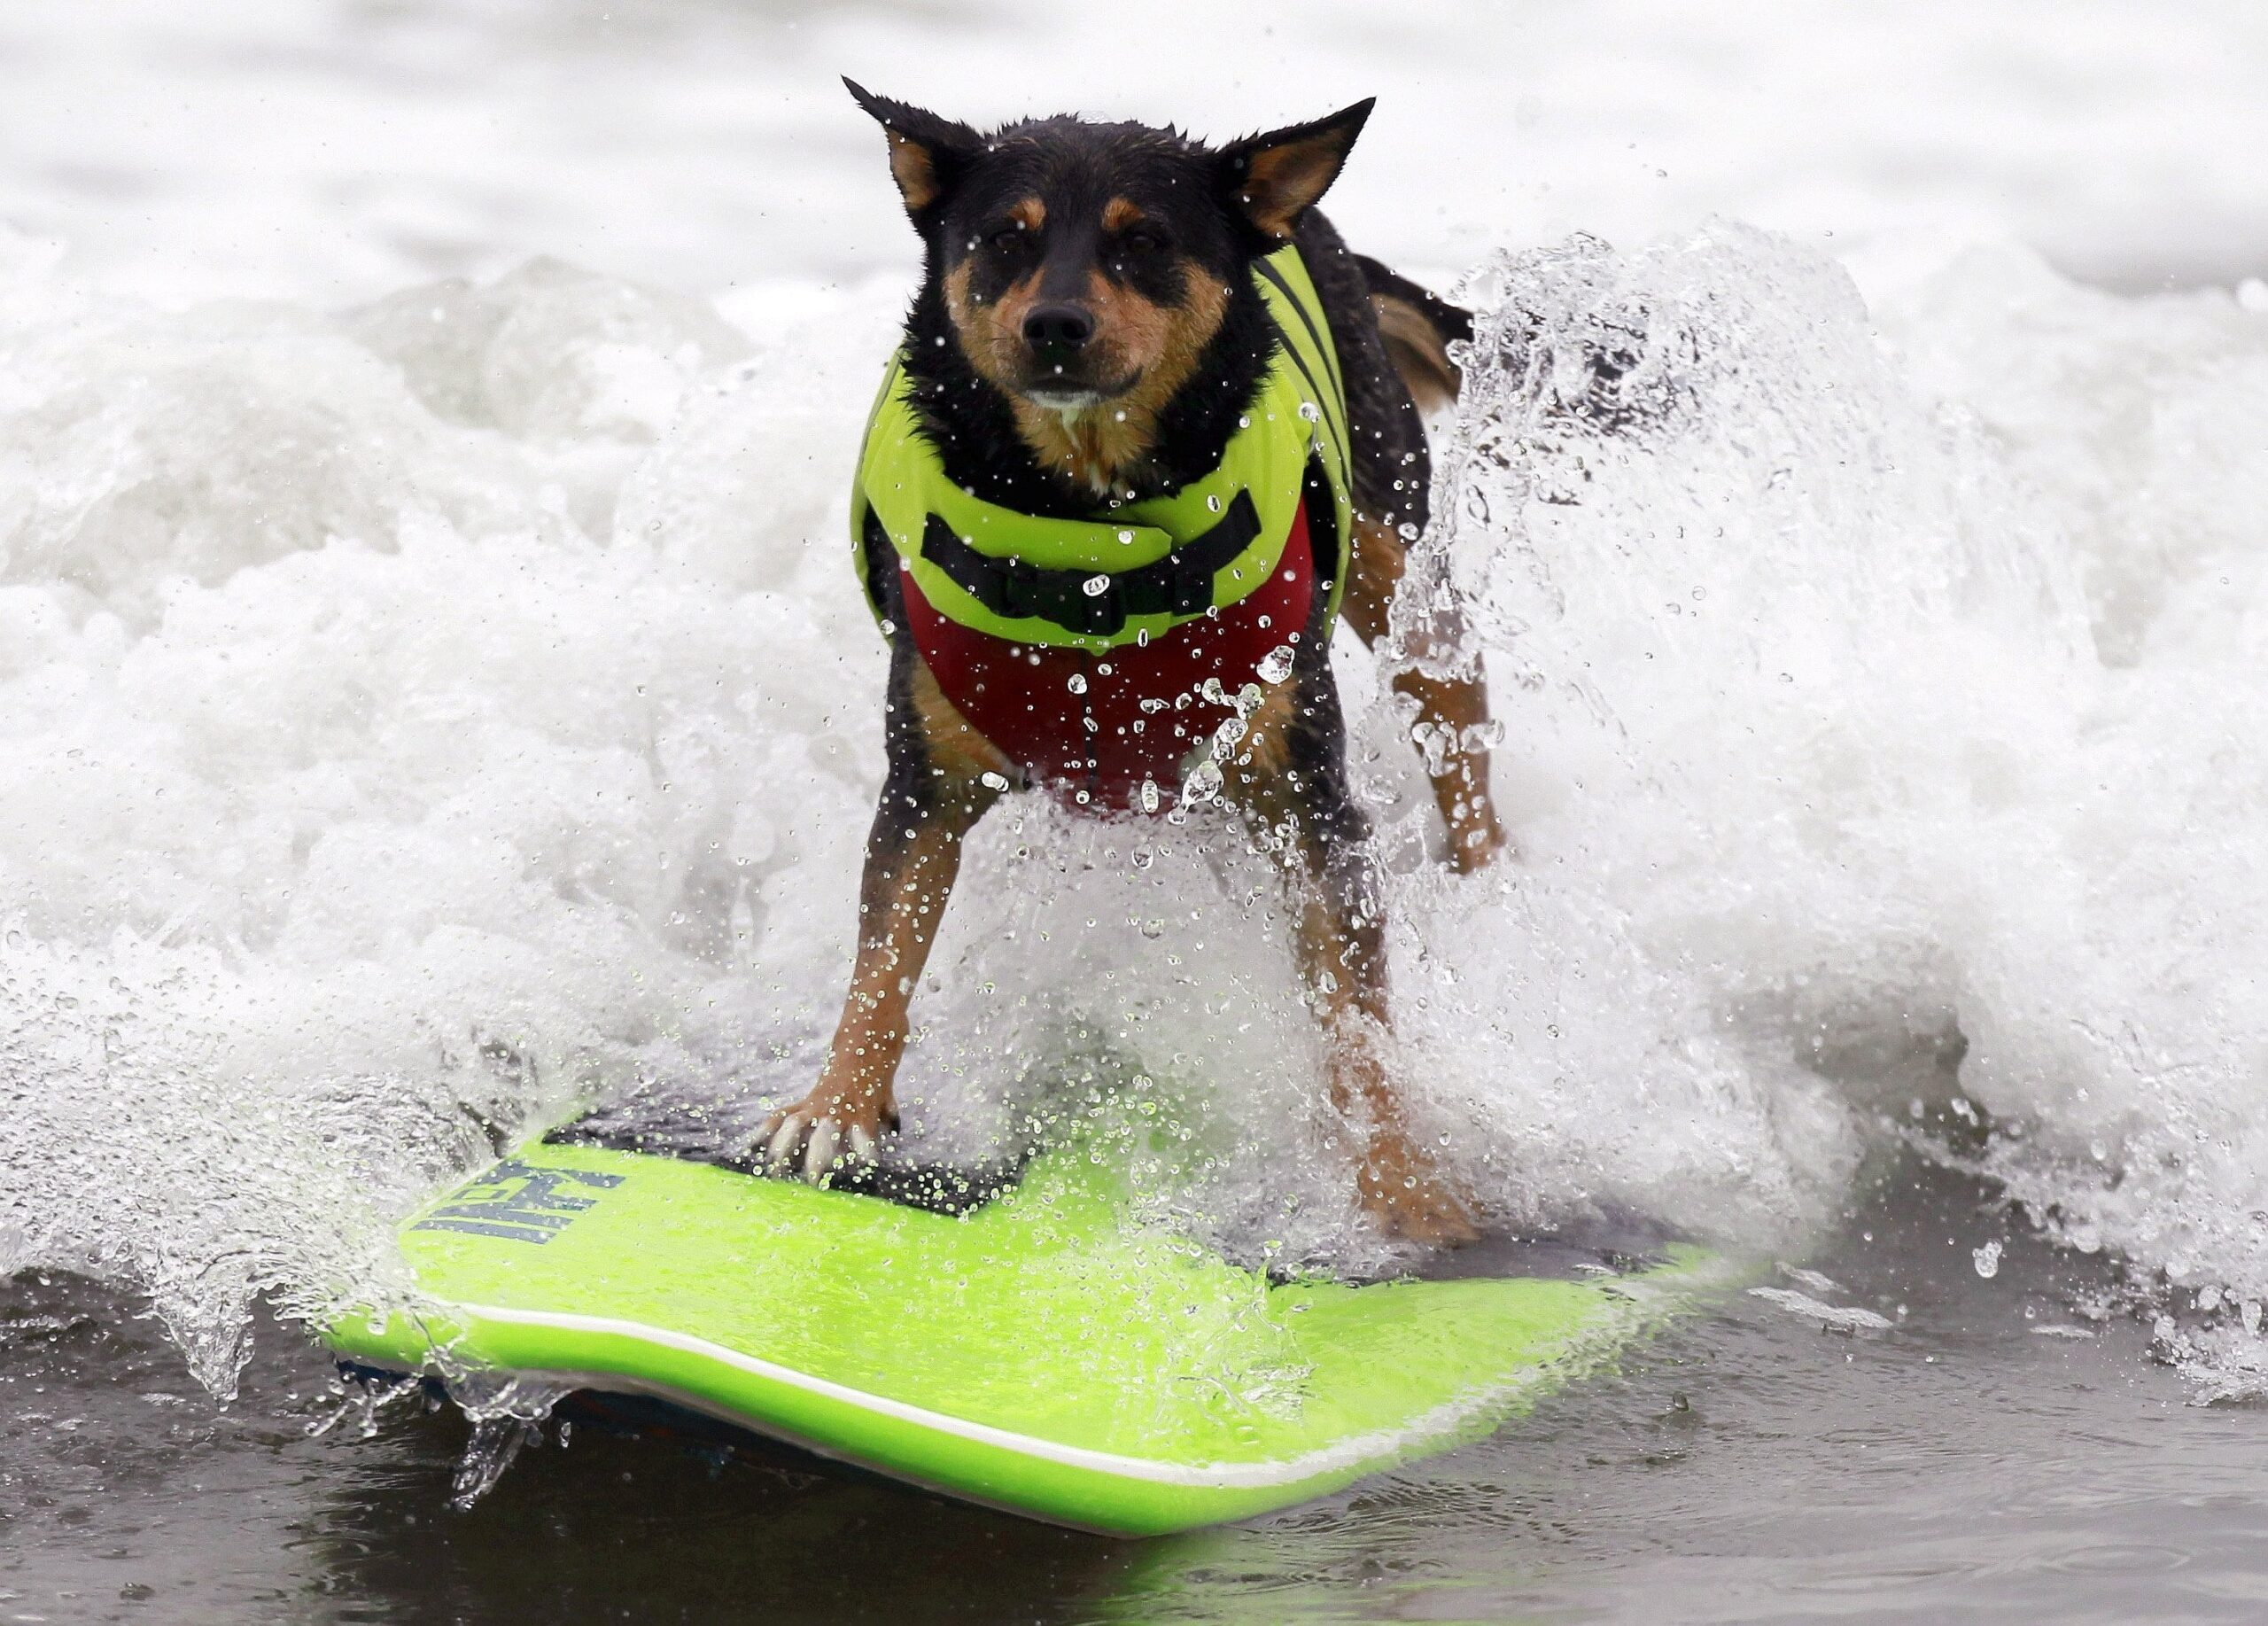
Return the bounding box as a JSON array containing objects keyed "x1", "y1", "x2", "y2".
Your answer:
[{"x1": 757, "y1": 84, "x2": 1504, "y2": 1243}]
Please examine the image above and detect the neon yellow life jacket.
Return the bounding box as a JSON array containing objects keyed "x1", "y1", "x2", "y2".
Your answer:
[{"x1": 850, "y1": 243, "x2": 1355, "y2": 654}]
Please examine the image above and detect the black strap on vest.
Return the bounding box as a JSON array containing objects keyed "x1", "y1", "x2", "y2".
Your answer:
[{"x1": 916, "y1": 489, "x2": 1262, "y2": 639}]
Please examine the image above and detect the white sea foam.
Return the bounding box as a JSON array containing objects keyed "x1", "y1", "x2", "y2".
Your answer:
[
  {"x1": 1, "y1": 207, "x2": 2265, "y2": 1394},
  {"x1": 1415, "y1": 222, "x2": 2268, "y2": 1381}
]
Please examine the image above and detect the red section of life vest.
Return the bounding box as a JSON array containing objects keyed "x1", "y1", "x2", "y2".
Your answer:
[{"x1": 901, "y1": 501, "x2": 1318, "y2": 814}]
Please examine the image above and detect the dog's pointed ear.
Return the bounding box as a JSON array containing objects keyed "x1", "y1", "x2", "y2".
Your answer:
[
  {"x1": 1217, "y1": 99, "x2": 1374, "y2": 241},
  {"x1": 844, "y1": 77, "x2": 983, "y2": 222}
]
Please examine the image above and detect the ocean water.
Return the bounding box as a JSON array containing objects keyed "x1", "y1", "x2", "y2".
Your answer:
[{"x1": 4, "y1": 4, "x2": 2268, "y2": 1622}]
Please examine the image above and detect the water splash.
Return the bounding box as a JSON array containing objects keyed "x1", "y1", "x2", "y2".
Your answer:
[
  {"x1": 446, "y1": 1374, "x2": 573, "y2": 1509},
  {"x1": 1386, "y1": 221, "x2": 2268, "y2": 1384}
]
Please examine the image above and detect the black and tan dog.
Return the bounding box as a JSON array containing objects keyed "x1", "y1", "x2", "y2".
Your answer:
[{"x1": 757, "y1": 83, "x2": 1504, "y2": 1242}]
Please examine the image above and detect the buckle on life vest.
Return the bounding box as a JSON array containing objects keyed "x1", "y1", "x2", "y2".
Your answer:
[
  {"x1": 918, "y1": 515, "x2": 1121, "y2": 637},
  {"x1": 995, "y1": 548, "x2": 1119, "y2": 637},
  {"x1": 1161, "y1": 548, "x2": 1213, "y2": 618}
]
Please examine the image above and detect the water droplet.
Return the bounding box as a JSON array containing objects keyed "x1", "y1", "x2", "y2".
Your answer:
[
  {"x1": 1066, "y1": 673, "x2": 1088, "y2": 695},
  {"x1": 1083, "y1": 574, "x2": 1110, "y2": 597},
  {"x1": 1971, "y1": 1241, "x2": 2002, "y2": 1280}
]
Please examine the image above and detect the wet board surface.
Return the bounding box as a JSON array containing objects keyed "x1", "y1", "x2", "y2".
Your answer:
[{"x1": 323, "y1": 1139, "x2": 1728, "y2": 1535}]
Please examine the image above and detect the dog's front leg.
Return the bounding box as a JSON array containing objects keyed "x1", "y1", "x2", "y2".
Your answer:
[
  {"x1": 1223, "y1": 688, "x2": 1480, "y2": 1246},
  {"x1": 1291, "y1": 814, "x2": 1480, "y2": 1248},
  {"x1": 758, "y1": 650, "x2": 1006, "y2": 1182}
]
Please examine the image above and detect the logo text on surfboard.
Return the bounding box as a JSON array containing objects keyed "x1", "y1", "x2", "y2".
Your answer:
[{"x1": 411, "y1": 1159, "x2": 626, "y2": 1245}]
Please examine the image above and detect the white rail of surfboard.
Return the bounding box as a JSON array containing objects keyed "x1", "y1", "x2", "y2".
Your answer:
[{"x1": 431, "y1": 1262, "x2": 1728, "y2": 1491}]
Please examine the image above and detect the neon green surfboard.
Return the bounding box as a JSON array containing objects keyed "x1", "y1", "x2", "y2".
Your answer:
[{"x1": 325, "y1": 1136, "x2": 1724, "y2": 1535}]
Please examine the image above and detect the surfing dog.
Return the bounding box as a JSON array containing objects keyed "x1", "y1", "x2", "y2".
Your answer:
[{"x1": 756, "y1": 84, "x2": 1504, "y2": 1242}]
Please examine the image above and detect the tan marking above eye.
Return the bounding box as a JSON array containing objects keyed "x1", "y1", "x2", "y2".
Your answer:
[
  {"x1": 1008, "y1": 197, "x2": 1045, "y2": 231},
  {"x1": 1101, "y1": 197, "x2": 1144, "y2": 232}
]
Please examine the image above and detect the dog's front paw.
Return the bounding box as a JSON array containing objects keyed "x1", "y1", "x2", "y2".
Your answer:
[
  {"x1": 752, "y1": 1090, "x2": 893, "y2": 1186},
  {"x1": 1355, "y1": 1132, "x2": 1481, "y2": 1247}
]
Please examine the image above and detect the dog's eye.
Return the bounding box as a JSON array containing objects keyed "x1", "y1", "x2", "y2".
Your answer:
[
  {"x1": 987, "y1": 226, "x2": 1032, "y2": 253},
  {"x1": 1120, "y1": 230, "x2": 1166, "y2": 256}
]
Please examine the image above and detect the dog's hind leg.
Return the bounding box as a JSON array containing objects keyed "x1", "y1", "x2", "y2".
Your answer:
[
  {"x1": 758, "y1": 644, "x2": 1009, "y2": 1183},
  {"x1": 1296, "y1": 216, "x2": 1507, "y2": 872},
  {"x1": 1342, "y1": 516, "x2": 1508, "y2": 873},
  {"x1": 1353, "y1": 251, "x2": 1471, "y2": 416}
]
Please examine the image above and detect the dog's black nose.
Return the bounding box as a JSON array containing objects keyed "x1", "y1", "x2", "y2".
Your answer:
[{"x1": 1021, "y1": 304, "x2": 1094, "y2": 352}]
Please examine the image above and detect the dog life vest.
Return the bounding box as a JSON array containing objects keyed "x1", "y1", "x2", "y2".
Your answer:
[{"x1": 850, "y1": 244, "x2": 1355, "y2": 814}]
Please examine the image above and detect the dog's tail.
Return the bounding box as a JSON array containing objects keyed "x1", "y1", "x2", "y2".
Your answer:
[{"x1": 1355, "y1": 253, "x2": 1472, "y2": 416}]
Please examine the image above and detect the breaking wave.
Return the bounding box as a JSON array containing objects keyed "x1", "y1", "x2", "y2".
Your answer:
[{"x1": 2, "y1": 217, "x2": 2264, "y2": 1396}]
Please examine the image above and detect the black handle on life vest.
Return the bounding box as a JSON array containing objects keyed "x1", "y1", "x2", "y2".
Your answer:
[{"x1": 917, "y1": 490, "x2": 1262, "y2": 640}]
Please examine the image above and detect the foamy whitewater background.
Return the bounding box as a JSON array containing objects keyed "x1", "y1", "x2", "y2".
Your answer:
[{"x1": 2, "y1": 0, "x2": 2265, "y2": 1399}]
